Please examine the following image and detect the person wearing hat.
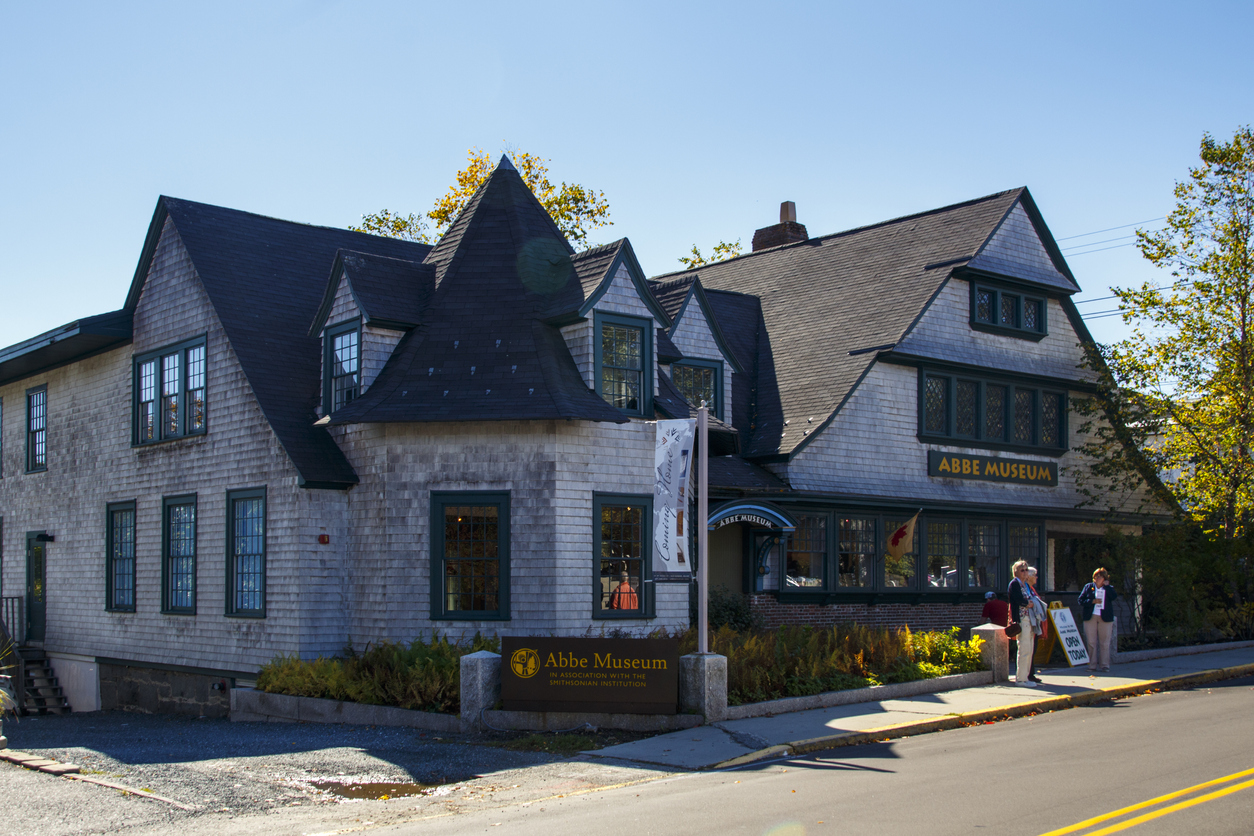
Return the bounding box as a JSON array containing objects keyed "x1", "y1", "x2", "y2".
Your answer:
[{"x1": 981, "y1": 590, "x2": 1009, "y2": 626}]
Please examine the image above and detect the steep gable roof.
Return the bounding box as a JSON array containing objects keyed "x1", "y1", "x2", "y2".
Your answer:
[
  {"x1": 330, "y1": 158, "x2": 627, "y2": 426},
  {"x1": 659, "y1": 188, "x2": 1042, "y2": 459},
  {"x1": 647, "y1": 276, "x2": 745, "y2": 373},
  {"x1": 126, "y1": 197, "x2": 433, "y2": 488},
  {"x1": 309, "y1": 250, "x2": 434, "y2": 336}
]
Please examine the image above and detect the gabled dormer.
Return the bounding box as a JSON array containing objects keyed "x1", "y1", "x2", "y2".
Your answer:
[
  {"x1": 647, "y1": 275, "x2": 744, "y2": 421},
  {"x1": 309, "y1": 249, "x2": 434, "y2": 416}
]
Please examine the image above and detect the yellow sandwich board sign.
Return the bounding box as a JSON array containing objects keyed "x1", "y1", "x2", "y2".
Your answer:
[{"x1": 1048, "y1": 605, "x2": 1090, "y2": 667}]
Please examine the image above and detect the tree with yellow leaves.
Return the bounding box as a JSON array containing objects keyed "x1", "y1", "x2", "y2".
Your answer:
[{"x1": 353, "y1": 147, "x2": 612, "y2": 247}]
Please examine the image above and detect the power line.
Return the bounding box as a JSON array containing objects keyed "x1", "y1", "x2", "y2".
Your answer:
[
  {"x1": 1064, "y1": 241, "x2": 1139, "y2": 256},
  {"x1": 1061, "y1": 233, "x2": 1139, "y2": 251},
  {"x1": 1056, "y1": 217, "x2": 1165, "y2": 241}
]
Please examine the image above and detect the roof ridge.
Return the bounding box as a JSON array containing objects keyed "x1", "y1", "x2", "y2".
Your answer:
[
  {"x1": 647, "y1": 187, "x2": 1026, "y2": 282},
  {"x1": 160, "y1": 195, "x2": 435, "y2": 247},
  {"x1": 571, "y1": 239, "x2": 626, "y2": 259}
]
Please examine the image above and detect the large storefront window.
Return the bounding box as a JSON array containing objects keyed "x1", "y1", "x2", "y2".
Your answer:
[
  {"x1": 837, "y1": 517, "x2": 874, "y2": 588},
  {"x1": 883, "y1": 517, "x2": 917, "y2": 588},
  {"x1": 927, "y1": 521, "x2": 959, "y2": 588},
  {"x1": 968, "y1": 523, "x2": 1000, "y2": 588},
  {"x1": 785, "y1": 515, "x2": 826, "y2": 588}
]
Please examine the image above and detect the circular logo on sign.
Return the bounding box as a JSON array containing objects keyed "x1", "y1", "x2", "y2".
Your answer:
[{"x1": 510, "y1": 648, "x2": 540, "y2": 679}]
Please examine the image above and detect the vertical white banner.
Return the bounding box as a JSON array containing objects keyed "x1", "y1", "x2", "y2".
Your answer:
[{"x1": 654, "y1": 419, "x2": 696, "y2": 574}]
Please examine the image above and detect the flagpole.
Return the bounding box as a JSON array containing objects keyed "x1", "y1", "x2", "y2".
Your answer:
[{"x1": 698, "y1": 404, "x2": 709, "y2": 655}]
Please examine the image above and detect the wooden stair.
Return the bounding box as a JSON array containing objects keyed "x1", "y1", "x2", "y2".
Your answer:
[{"x1": 19, "y1": 652, "x2": 71, "y2": 716}]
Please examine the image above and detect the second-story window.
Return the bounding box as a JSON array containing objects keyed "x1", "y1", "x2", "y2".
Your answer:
[
  {"x1": 672, "y1": 359, "x2": 724, "y2": 419},
  {"x1": 919, "y1": 370, "x2": 1067, "y2": 452},
  {"x1": 595, "y1": 313, "x2": 652, "y2": 416},
  {"x1": 27, "y1": 385, "x2": 47, "y2": 472},
  {"x1": 135, "y1": 338, "x2": 207, "y2": 445},
  {"x1": 971, "y1": 284, "x2": 1047, "y2": 338},
  {"x1": 323, "y1": 321, "x2": 360, "y2": 414}
]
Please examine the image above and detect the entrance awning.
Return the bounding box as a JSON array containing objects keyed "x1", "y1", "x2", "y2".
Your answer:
[{"x1": 708, "y1": 501, "x2": 797, "y2": 531}]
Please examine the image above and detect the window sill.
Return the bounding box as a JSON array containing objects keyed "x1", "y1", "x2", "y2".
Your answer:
[
  {"x1": 918, "y1": 435, "x2": 1067, "y2": 458},
  {"x1": 132, "y1": 431, "x2": 207, "y2": 450},
  {"x1": 593, "y1": 610, "x2": 655, "y2": 620},
  {"x1": 773, "y1": 590, "x2": 992, "y2": 605},
  {"x1": 105, "y1": 607, "x2": 136, "y2": 614},
  {"x1": 432, "y1": 613, "x2": 511, "y2": 622},
  {"x1": 225, "y1": 612, "x2": 267, "y2": 619},
  {"x1": 24, "y1": 467, "x2": 47, "y2": 474},
  {"x1": 969, "y1": 321, "x2": 1048, "y2": 342},
  {"x1": 160, "y1": 609, "x2": 196, "y2": 616}
]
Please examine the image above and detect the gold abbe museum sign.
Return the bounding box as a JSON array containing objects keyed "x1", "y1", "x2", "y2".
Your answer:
[
  {"x1": 927, "y1": 450, "x2": 1058, "y2": 486},
  {"x1": 501, "y1": 636, "x2": 679, "y2": 714}
]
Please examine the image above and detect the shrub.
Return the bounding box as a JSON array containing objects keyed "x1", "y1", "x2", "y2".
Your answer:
[
  {"x1": 707, "y1": 585, "x2": 764, "y2": 632},
  {"x1": 257, "y1": 633, "x2": 499, "y2": 714}
]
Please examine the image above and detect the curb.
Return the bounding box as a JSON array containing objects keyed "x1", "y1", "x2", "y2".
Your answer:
[{"x1": 712, "y1": 661, "x2": 1254, "y2": 769}]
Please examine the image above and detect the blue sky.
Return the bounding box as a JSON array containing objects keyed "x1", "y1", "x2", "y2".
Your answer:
[{"x1": 2, "y1": 1, "x2": 1250, "y2": 348}]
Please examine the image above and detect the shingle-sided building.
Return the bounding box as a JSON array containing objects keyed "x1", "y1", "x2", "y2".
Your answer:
[{"x1": 0, "y1": 161, "x2": 1143, "y2": 714}]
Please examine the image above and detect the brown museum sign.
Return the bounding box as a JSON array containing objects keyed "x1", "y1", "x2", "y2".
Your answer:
[
  {"x1": 500, "y1": 636, "x2": 680, "y2": 714},
  {"x1": 928, "y1": 450, "x2": 1058, "y2": 486}
]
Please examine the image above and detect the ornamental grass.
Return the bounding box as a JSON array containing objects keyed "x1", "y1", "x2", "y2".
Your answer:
[
  {"x1": 678, "y1": 624, "x2": 985, "y2": 706},
  {"x1": 257, "y1": 633, "x2": 499, "y2": 714}
]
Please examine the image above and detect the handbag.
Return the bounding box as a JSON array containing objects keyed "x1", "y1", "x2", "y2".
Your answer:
[{"x1": 1005, "y1": 601, "x2": 1022, "y2": 638}]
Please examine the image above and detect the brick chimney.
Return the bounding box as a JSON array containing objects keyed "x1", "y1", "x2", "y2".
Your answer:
[{"x1": 751, "y1": 201, "x2": 809, "y2": 251}]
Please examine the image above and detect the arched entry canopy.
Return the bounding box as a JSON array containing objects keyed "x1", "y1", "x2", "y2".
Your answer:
[{"x1": 708, "y1": 500, "x2": 797, "y2": 532}]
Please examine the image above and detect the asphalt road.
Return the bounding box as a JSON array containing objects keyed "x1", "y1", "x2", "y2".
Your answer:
[{"x1": 380, "y1": 674, "x2": 1254, "y2": 836}]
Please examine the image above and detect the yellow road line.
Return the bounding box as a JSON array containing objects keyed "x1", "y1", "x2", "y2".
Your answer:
[
  {"x1": 1038, "y1": 766, "x2": 1254, "y2": 836},
  {"x1": 1083, "y1": 776, "x2": 1254, "y2": 835}
]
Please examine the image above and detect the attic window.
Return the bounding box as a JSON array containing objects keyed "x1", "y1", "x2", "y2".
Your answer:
[
  {"x1": 595, "y1": 312, "x2": 653, "y2": 417},
  {"x1": 134, "y1": 337, "x2": 208, "y2": 445},
  {"x1": 672, "y1": 359, "x2": 723, "y2": 419},
  {"x1": 970, "y1": 283, "x2": 1047, "y2": 339},
  {"x1": 323, "y1": 320, "x2": 360, "y2": 414},
  {"x1": 919, "y1": 369, "x2": 1066, "y2": 454}
]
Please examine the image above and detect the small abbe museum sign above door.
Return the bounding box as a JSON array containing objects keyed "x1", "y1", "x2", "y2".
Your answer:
[
  {"x1": 500, "y1": 636, "x2": 679, "y2": 714},
  {"x1": 927, "y1": 450, "x2": 1058, "y2": 486}
]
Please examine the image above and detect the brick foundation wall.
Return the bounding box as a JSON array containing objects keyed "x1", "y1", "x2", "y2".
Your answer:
[{"x1": 750, "y1": 595, "x2": 985, "y2": 632}]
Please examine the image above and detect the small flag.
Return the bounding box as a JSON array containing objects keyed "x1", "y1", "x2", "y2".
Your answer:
[{"x1": 886, "y1": 511, "x2": 920, "y2": 560}]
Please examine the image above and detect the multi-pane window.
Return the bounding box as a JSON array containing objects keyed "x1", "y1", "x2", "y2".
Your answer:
[
  {"x1": 837, "y1": 517, "x2": 874, "y2": 588},
  {"x1": 227, "y1": 488, "x2": 266, "y2": 616},
  {"x1": 106, "y1": 502, "x2": 136, "y2": 612},
  {"x1": 596, "y1": 313, "x2": 652, "y2": 416},
  {"x1": 431, "y1": 492, "x2": 509, "y2": 620},
  {"x1": 785, "y1": 515, "x2": 827, "y2": 588},
  {"x1": 26, "y1": 386, "x2": 47, "y2": 472},
  {"x1": 162, "y1": 496, "x2": 197, "y2": 614},
  {"x1": 135, "y1": 339, "x2": 208, "y2": 444},
  {"x1": 883, "y1": 517, "x2": 918, "y2": 588},
  {"x1": 921, "y1": 372, "x2": 1066, "y2": 451},
  {"x1": 927, "y1": 521, "x2": 959, "y2": 588},
  {"x1": 672, "y1": 360, "x2": 723, "y2": 418},
  {"x1": 968, "y1": 523, "x2": 1000, "y2": 588},
  {"x1": 971, "y1": 284, "x2": 1047, "y2": 337},
  {"x1": 324, "y1": 323, "x2": 360, "y2": 414},
  {"x1": 595, "y1": 494, "x2": 652, "y2": 617}
]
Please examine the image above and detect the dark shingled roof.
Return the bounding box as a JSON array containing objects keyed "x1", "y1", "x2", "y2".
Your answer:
[
  {"x1": 309, "y1": 250, "x2": 434, "y2": 336},
  {"x1": 570, "y1": 240, "x2": 626, "y2": 303},
  {"x1": 656, "y1": 328, "x2": 683, "y2": 364},
  {"x1": 654, "y1": 371, "x2": 739, "y2": 456},
  {"x1": 649, "y1": 275, "x2": 696, "y2": 322},
  {"x1": 708, "y1": 456, "x2": 792, "y2": 493},
  {"x1": 129, "y1": 197, "x2": 433, "y2": 488},
  {"x1": 330, "y1": 157, "x2": 627, "y2": 426},
  {"x1": 655, "y1": 188, "x2": 1034, "y2": 459}
]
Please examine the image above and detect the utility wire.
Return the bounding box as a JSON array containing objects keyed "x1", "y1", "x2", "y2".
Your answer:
[
  {"x1": 1064, "y1": 241, "x2": 1140, "y2": 256},
  {"x1": 1062, "y1": 234, "x2": 1139, "y2": 251},
  {"x1": 1056, "y1": 217, "x2": 1165, "y2": 241}
]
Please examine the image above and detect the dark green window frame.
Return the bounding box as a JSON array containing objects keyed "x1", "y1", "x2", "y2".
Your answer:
[
  {"x1": 773, "y1": 509, "x2": 1043, "y2": 601},
  {"x1": 226, "y1": 487, "x2": 266, "y2": 618},
  {"x1": 970, "y1": 283, "x2": 1048, "y2": 340},
  {"x1": 133, "y1": 336, "x2": 208, "y2": 445},
  {"x1": 26, "y1": 385, "x2": 47, "y2": 473},
  {"x1": 593, "y1": 492, "x2": 655, "y2": 619},
  {"x1": 918, "y1": 370, "x2": 1067, "y2": 455},
  {"x1": 323, "y1": 318, "x2": 361, "y2": 415},
  {"x1": 671, "y1": 358, "x2": 724, "y2": 419},
  {"x1": 430, "y1": 491, "x2": 510, "y2": 621},
  {"x1": 594, "y1": 312, "x2": 653, "y2": 417},
  {"x1": 106, "y1": 501, "x2": 137, "y2": 612},
  {"x1": 161, "y1": 494, "x2": 197, "y2": 615}
]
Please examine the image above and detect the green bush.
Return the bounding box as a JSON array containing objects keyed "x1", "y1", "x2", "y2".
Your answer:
[
  {"x1": 257, "y1": 633, "x2": 499, "y2": 714},
  {"x1": 707, "y1": 585, "x2": 764, "y2": 632},
  {"x1": 679, "y1": 624, "x2": 984, "y2": 706}
]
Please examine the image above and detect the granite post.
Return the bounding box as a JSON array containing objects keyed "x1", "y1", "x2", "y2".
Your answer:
[
  {"x1": 972, "y1": 624, "x2": 1009, "y2": 682},
  {"x1": 679, "y1": 653, "x2": 727, "y2": 722},
  {"x1": 0, "y1": 675, "x2": 10, "y2": 748},
  {"x1": 460, "y1": 651, "x2": 501, "y2": 734}
]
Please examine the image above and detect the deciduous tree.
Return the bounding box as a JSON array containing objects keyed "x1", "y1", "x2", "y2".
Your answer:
[{"x1": 678, "y1": 239, "x2": 743, "y2": 269}]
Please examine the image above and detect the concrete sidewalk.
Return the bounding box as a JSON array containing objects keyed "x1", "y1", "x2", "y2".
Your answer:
[{"x1": 587, "y1": 645, "x2": 1254, "y2": 771}]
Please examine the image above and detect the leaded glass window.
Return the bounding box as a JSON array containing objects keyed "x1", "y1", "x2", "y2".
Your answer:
[
  {"x1": 972, "y1": 285, "x2": 1046, "y2": 336},
  {"x1": 1041, "y1": 392, "x2": 1063, "y2": 447},
  {"x1": 1015, "y1": 389, "x2": 1035, "y2": 443},
  {"x1": 927, "y1": 520, "x2": 959, "y2": 588},
  {"x1": 837, "y1": 516, "x2": 874, "y2": 588},
  {"x1": 1023, "y1": 299, "x2": 1041, "y2": 331},
  {"x1": 163, "y1": 497, "x2": 197, "y2": 613},
  {"x1": 956, "y1": 380, "x2": 978, "y2": 437},
  {"x1": 228, "y1": 489, "x2": 266, "y2": 616},
  {"x1": 26, "y1": 387, "x2": 46, "y2": 472},
  {"x1": 601, "y1": 323, "x2": 643, "y2": 411},
  {"x1": 107, "y1": 502, "x2": 136, "y2": 611},
  {"x1": 985, "y1": 384, "x2": 1006, "y2": 440},
  {"x1": 968, "y1": 523, "x2": 999, "y2": 588},
  {"x1": 785, "y1": 515, "x2": 826, "y2": 588},
  {"x1": 134, "y1": 339, "x2": 208, "y2": 444},
  {"x1": 432, "y1": 492, "x2": 510, "y2": 620},
  {"x1": 975, "y1": 289, "x2": 993, "y2": 322},
  {"x1": 924, "y1": 376, "x2": 947, "y2": 434},
  {"x1": 1000, "y1": 294, "x2": 1018, "y2": 327},
  {"x1": 596, "y1": 496, "x2": 650, "y2": 616}
]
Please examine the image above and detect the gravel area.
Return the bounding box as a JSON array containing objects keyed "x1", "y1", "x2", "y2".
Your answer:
[{"x1": 0, "y1": 712, "x2": 681, "y2": 836}]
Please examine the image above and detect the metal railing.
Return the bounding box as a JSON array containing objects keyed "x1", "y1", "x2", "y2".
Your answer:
[{"x1": 1, "y1": 597, "x2": 22, "y2": 646}]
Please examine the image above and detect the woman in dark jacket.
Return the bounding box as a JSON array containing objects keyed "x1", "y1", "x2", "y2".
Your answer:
[
  {"x1": 1008, "y1": 560, "x2": 1036, "y2": 686},
  {"x1": 1078, "y1": 568, "x2": 1117, "y2": 671}
]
